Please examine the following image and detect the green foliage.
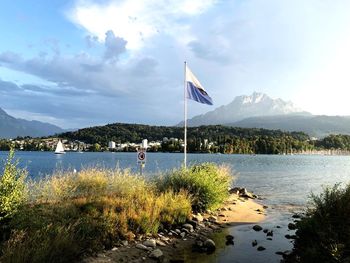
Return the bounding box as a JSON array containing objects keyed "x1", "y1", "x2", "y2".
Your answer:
[
  {"x1": 0, "y1": 150, "x2": 27, "y2": 221},
  {"x1": 156, "y1": 163, "x2": 233, "y2": 211},
  {"x1": 287, "y1": 184, "x2": 350, "y2": 263}
]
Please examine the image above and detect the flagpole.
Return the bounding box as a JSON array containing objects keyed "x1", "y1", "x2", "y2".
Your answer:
[{"x1": 184, "y1": 61, "x2": 187, "y2": 169}]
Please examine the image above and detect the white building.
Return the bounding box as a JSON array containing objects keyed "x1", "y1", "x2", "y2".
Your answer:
[{"x1": 108, "y1": 141, "x2": 116, "y2": 149}]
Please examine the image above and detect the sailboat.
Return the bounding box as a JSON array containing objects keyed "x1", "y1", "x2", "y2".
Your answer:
[{"x1": 55, "y1": 140, "x2": 65, "y2": 154}]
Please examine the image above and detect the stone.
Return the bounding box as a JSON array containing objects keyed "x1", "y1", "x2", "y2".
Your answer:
[
  {"x1": 292, "y1": 214, "x2": 301, "y2": 219},
  {"x1": 252, "y1": 240, "x2": 258, "y2": 247},
  {"x1": 263, "y1": 205, "x2": 268, "y2": 209},
  {"x1": 267, "y1": 237, "x2": 273, "y2": 240},
  {"x1": 204, "y1": 239, "x2": 216, "y2": 252},
  {"x1": 180, "y1": 232, "x2": 186, "y2": 238},
  {"x1": 186, "y1": 220, "x2": 198, "y2": 230},
  {"x1": 218, "y1": 214, "x2": 226, "y2": 217},
  {"x1": 143, "y1": 239, "x2": 156, "y2": 248},
  {"x1": 288, "y1": 223, "x2": 297, "y2": 230},
  {"x1": 183, "y1": 223, "x2": 194, "y2": 232},
  {"x1": 225, "y1": 235, "x2": 234, "y2": 242},
  {"x1": 136, "y1": 244, "x2": 151, "y2": 251},
  {"x1": 285, "y1": 234, "x2": 297, "y2": 239},
  {"x1": 121, "y1": 240, "x2": 128, "y2": 246},
  {"x1": 253, "y1": 225, "x2": 263, "y2": 231},
  {"x1": 266, "y1": 230, "x2": 273, "y2": 237},
  {"x1": 257, "y1": 246, "x2": 266, "y2": 251},
  {"x1": 149, "y1": 249, "x2": 163, "y2": 260},
  {"x1": 208, "y1": 215, "x2": 218, "y2": 223},
  {"x1": 111, "y1": 247, "x2": 118, "y2": 251},
  {"x1": 156, "y1": 240, "x2": 167, "y2": 247},
  {"x1": 276, "y1": 225, "x2": 281, "y2": 228},
  {"x1": 175, "y1": 229, "x2": 181, "y2": 234},
  {"x1": 263, "y1": 229, "x2": 268, "y2": 233}
]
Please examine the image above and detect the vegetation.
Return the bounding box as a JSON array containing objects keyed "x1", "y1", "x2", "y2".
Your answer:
[
  {"x1": 0, "y1": 150, "x2": 27, "y2": 221},
  {"x1": 156, "y1": 163, "x2": 233, "y2": 211},
  {"x1": 0, "y1": 152, "x2": 233, "y2": 262},
  {"x1": 286, "y1": 184, "x2": 350, "y2": 263}
]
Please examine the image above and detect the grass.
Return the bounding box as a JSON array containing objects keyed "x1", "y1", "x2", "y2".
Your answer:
[
  {"x1": 285, "y1": 184, "x2": 350, "y2": 263},
  {"x1": 0, "y1": 153, "x2": 234, "y2": 263}
]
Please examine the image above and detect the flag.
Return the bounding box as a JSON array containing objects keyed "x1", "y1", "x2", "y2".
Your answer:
[{"x1": 186, "y1": 66, "x2": 213, "y2": 105}]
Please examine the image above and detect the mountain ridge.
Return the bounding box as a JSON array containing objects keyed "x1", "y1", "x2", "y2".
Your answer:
[{"x1": 0, "y1": 107, "x2": 64, "y2": 138}]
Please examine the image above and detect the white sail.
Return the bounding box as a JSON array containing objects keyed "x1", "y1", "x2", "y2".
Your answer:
[{"x1": 55, "y1": 140, "x2": 65, "y2": 154}]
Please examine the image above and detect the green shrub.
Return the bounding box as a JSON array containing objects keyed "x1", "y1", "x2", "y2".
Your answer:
[
  {"x1": 0, "y1": 150, "x2": 27, "y2": 221},
  {"x1": 286, "y1": 184, "x2": 350, "y2": 263},
  {"x1": 156, "y1": 163, "x2": 233, "y2": 211}
]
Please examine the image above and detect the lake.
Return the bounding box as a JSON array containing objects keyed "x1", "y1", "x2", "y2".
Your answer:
[{"x1": 1, "y1": 151, "x2": 350, "y2": 262}]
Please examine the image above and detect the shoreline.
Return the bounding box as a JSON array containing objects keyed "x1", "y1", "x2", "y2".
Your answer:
[{"x1": 83, "y1": 190, "x2": 266, "y2": 263}]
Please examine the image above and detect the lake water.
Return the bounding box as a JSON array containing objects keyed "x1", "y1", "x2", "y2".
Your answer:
[{"x1": 1, "y1": 151, "x2": 350, "y2": 262}]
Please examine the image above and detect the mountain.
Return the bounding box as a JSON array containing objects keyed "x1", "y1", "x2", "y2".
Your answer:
[
  {"x1": 0, "y1": 107, "x2": 64, "y2": 138},
  {"x1": 230, "y1": 115, "x2": 350, "y2": 138},
  {"x1": 180, "y1": 92, "x2": 310, "y2": 126}
]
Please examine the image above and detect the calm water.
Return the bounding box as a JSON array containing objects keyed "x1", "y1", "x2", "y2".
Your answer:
[{"x1": 1, "y1": 151, "x2": 350, "y2": 262}]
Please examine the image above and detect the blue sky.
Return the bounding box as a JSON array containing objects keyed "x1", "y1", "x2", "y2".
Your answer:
[{"x1": 1, "y1": 0, "x2": 350, "y2": 128}]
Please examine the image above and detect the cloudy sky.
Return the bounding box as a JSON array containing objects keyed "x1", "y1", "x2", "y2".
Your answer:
[{"x1": 1, "y1": 0, "x2": 350, "y2": 129}]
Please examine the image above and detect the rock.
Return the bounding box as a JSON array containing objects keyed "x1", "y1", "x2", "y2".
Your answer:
[
  {"x1": 275, "y1": 251, "x2": 284, "y2": 256},
  {"x1": 208, "y1": 215, "x2": 218, "y2": 223},
  {"x1": 267, "y1": 237, "x2": 273, "y2": 240},
  {"x1": 204, "y1": 239, "x2": 216, "y2": 252},
  {"x1": 263, "y1": 229, "x2": 268, "y2": 233},
  {"x1": 229, "y1": 187, "x2": 240, "y2": 195},
  {"x1": 180, "y1": 232, "x2": 186, "y2": 238},
  {"x1": 263, "y1": 205, "x2": 268, "y2": 209},
  {"x1": 285, "y1": 234, "x2": 297, "y2": 239},
  {"x1": 143, "y1": 239, "x2": 156, "y2": 248},
  {"x1": 288, "y1": 223, "x2": 297, "y2": 230},
  {"x1": 253, "y1": 225, "x2": 263, "y2": 231},
  {"x1": 111, "y1": 247, "x2": 118, "y2": 251},
  {"x1": 225, "y1": 235, "x2": 234, "y2": 242},
  {"x1": 156, "y1": 240, "x2": 167, "y2": 247},
  {"x1": 186, "y1": 220, "x2": 198, "y2": 230},
  {"x1": 136, "y1": 244, "x2": 151, "y2": 251},
  {"x1": 252, "y1": 240, "x2": 258, "y2": 247},
  {"x1": 183, "y1": 223, "x2": 194, "y2": 232},
  {"x1": 175, "y1": 229, "x2": 181, "y2": 234},
  {"x1": 121, "y1": 240, "x2": 128, "y2": 246},
  {"x1": 149, "y1": 249, "x2": 163, "y2": 260},
  {"x1": 257, "y1": 246, "x2": 266, "y2": 251},
  {"x1": 218, "y1": 214, "x2": 226, "y2": 217},
  {"x1": 292, "y1": 214, "x2": 301, "y2": 219},
  {"x1": 276, "y1": 225, "x2": 281, "y2": 228},
  {"x1": 266, "y1": 230, "x2": 273, "y2": 237}
]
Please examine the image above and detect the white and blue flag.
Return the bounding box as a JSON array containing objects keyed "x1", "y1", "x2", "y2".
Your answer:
[{"x1": 186, "y1": 66, "x2": 213, "y2": 105}]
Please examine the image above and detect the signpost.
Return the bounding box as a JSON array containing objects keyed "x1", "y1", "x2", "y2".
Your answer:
[{"x1": 137, "y1": 139, "x2": 148, "y2": 175}]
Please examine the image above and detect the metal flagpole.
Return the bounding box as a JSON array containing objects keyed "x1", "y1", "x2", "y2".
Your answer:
[{"x1": 184, "y1": 61, "x2": 187, "y2": 169}]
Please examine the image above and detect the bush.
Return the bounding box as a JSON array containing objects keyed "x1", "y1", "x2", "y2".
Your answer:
[
  {"x1": 156, "y1": 163, "x2": 233, "y2": 211},
  {"x1": 286, "y1": 184, "x2": 350, "y2": 263},
  {"x1": 0, "y1": 150, "x2": 27, "y2": 221}
]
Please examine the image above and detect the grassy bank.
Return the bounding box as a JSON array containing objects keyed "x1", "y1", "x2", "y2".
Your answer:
[
  {"x1": 0, "y1": 151, "x2": 233, "y2": 262},
  {"x1": 285, "y1": 184, "x2": 350, "y2": 263}
]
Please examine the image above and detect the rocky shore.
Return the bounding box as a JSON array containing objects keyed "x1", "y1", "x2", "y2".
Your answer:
[{"x1": 83, "y1": 188, "x2": 266, "y2": 263}]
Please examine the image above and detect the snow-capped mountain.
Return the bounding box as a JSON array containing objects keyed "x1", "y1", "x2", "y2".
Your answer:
[{"x1": 181, "y1": 92, "x2": 310, "y2": 126}]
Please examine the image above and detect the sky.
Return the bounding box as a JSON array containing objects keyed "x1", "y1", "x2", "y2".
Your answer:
[{"x1": 1, "y1": 0, "x2": 350, "y2": 129}]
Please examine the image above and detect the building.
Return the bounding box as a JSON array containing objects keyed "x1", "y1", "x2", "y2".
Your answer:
[{"x1": 108, "y1": 141, "x2": 116, "y2": 149}]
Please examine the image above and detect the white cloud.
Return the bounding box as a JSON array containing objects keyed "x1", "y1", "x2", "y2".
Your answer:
[{"x1": 67, "y1": 0, "x2": 216, "y2": 50}]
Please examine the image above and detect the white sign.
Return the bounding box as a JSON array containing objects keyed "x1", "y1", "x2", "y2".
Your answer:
[{"x1": 137, "y1": 149, "x2": 146, "y2": 163}]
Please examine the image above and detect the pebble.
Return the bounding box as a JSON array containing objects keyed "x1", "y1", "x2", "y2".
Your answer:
[
  {"x1": 149, "y1": 249, "x2": 163, "y2": 260},
  {"x1": 156, "y1": 240, "x2": 167, "y2": 247},
  {"x1": 208, "y1": 215, "x2": 218, "y2": 223},
  {"x1": 204, "y1": 239, "x2": 216, "y2": 252},
  {"x1": 252, "y1": 240, "x2": 258, "y2": 247},
  {"x1": 253, "y1": 225, "x2": 263, "y2": 231},
  {"x1": 143, "y1": 239, "x2": 156, "y2": 248},
  {"x1": 288, "y1": 223, "x2": 297, "y2": 230},
  {"x1": 225, "y1": 235, "x2": 234, "y2": 242},
  {"x1": 136, "y1": 244, "x2": 151, "y2": 251},
  {"x1": 183, "y1": 223, "x2": 194, "y2": 232},
  {"x1": 257, "y1": 246, "x2": 266, "y2": 251}
]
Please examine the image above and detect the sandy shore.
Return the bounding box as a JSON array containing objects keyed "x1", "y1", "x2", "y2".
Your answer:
[{"x1": 83, "y1": 193, "x2": 266, "y2": 263}]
